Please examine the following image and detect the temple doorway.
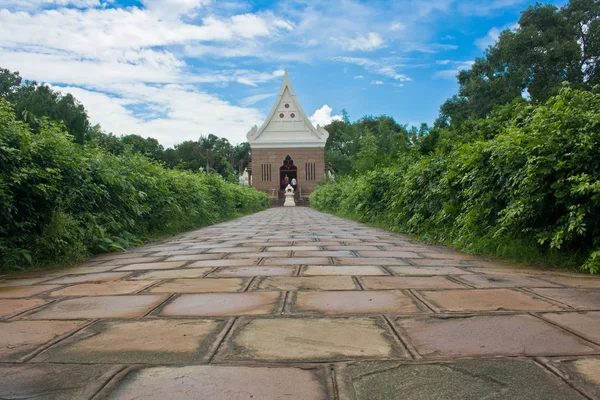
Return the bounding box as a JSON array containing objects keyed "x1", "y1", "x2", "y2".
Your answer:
[{"x1": 279, "y1": 155, "x2": 298, "y2": 190}]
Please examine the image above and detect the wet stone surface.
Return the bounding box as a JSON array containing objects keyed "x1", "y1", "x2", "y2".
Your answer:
[{"x1": 1, "y1": 208, "x2": 598, "y2": 398}]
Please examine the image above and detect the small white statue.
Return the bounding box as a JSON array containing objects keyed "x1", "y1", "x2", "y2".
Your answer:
[
  {"x1": 283, "y1": 184, "x2": 295, "y2": 207},
  {"x1": 239, "y1": 168, "x2": 249, "y2": 186}
]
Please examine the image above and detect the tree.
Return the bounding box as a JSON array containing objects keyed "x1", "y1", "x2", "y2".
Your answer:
[
  {"x1": 354, "y1": 128, "x2": 378, "y2": 173},
  {"x1": 0, "y1": 68, "x2": 22, "y2": 98},
  {"x1": 439, "y1": 0, "x2": 600, "y2": 124}
]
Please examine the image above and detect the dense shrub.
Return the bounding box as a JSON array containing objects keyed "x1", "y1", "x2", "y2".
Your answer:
[
  {"x1": 0, "y1": 100, "x2": 268, "y2": 272},
  {"x1": 311, "y1": 87, "x2": 600, "y2": 273}
]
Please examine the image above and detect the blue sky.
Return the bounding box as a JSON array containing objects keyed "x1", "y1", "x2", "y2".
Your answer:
[{"x1": 0, "y1": 0, "x2": 566, "y2": 147}]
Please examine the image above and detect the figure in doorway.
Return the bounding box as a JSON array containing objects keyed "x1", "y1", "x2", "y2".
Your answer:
[
  {"x1": 284, "y1": 175, "x2": 289, "y2": 187},
  {"x1": 291, "y1": 177, "x2": 297, "y2": 192}
]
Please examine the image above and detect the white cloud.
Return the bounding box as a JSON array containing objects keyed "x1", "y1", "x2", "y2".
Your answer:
[
  {"x1": 310, "y1": 105, "x2": 342, "y2": 127},
  {"x1": 370, "y1": 80, "x2": 384, "y2": 85},
  {"x1": 0, "y1": 0, "x2": 100, "y2": 10},
  {"x1": 61, "y1": 83, "x2": 264, "y2": 147},
  {"x1": 475, "y1": 23, "x2": 518, "y2": 50},
  {"x1": 390, "y1": 22, "x2": 405, "y2": 31},
  {"x1": 334, "y1": 57, "x2": 411, "y2": 82},
  {"x1": 353, "y1": 75, "x2": 364, "y2": 79},
  {"x1": 239, "y1": 93, "x2": 276, "y2": 107},
  {"x1": 344, "y1": 32, "x2": 384, "y2": 51},
  {"x1": 434, "y1": 60, "x2": 474, "y2": 79}
]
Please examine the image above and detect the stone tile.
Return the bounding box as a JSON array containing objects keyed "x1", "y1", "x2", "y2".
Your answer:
[
  {"x1": 263, "y1": 257, "x2": 332, "y2": 265},
  {"x1": 344, "y1": 359, "x2": 584, "y2": 400},
  {"x1": 219, "y1": 317, "x2": 402, "y2": 361},
  {"x1": 258, "y1": 276, "x2": 357, "y2": 291},
  {"x1": 548, "y1": 358, "x2": 600, "y2": 399},
  {"x1": 226, "y1": 251, "x2": 289, "y2": 259},
  {"x1": 267, "y1": 246, "x2": 321, "y2": 252},
  {"x1": 0, "y1": 364, "x2": 121, "y2": 400},
  {"x1": 100, "y1": 256, "x2": 164, "y2": 265},
  {"x1": 0, "y1": 298, "x2": 46, "y2": 318},
  {"x1": 409, "y1": 259, "x2": 466, "y2": 266},
  {"x1": 294, "y1": 250, "x2": 356, "y2": 257},
  {"x1": 151, "y1": 249, "x2": 205, "y2": 256},
  {"x1": 303, "y1": 265, "x2": 387, "y2": 276},
  {"x1": 33, "y1": 319, "x2": 224, "y2": 364},
  {"x1": 361, "y1": 276, "x2": 465, "y2": 290},
  {"x1": 531, "y1": 288, "x2": 600, "y2": 310},
  {"x1": 165, "y1": 254, "x2": 224, "y2": 261},
  {"x1": 417, "y1": 252, "x2": 477, "y2": 260},
  {"x1": 541, "y1": 312, "x2": 600, "y2": 343},
  {"x1": 295, "y1": 290, "x2": 421, "y2": 315},
  {"x1": 49, "y1": 280, "x2": 154, "y2": 297},
  {"x1": 114, "y1": 261, "x2": 186, "y2": 271},
  {"x1": 160, "y1": 292, "x2": 281, "y2": 316},
  {"x1": 105, "y1": 365, "x2": 328, "y2": 400},
  {"x1": 28, "y1": 295, "x2": 166, "y2": 319},
  {"x1": 187, "y1": 259, "x2": 260, "y2": 268},
  {"x1": 334, "y1": 257, "x2": 410, "y2": 266},
  {"x1": 542, "y1": 276, "x2": 600, "y2": 288},
  {"x1": 455, "y1": 273, "x2": 559, "y2": 288},
  {"x1": 388, "y1": 266, "x2": 470, "y2": 275},
  {"x1": 129, "y1": 268, "x2": 213, "y2": 280},
  {"x1": 45, "y1": 265, "x2": 120, "y2": 276},
  {"x1": 358, "y1": 251, "x2": 422, "y2": 258},
  {"x1": 325, "y1": 245, "x2": 380, "y2": 251},
  {"x1": 396, "y1": 315, "x2": 599, "y2": 358},
  {"x1": 45, "y1": 272, "x2": 131, "y2": 284},
  {"x1": 149, "y1": 278, "x2": 248, "y2": 293},
  {"x1": 0, "y1": 320, "x2": 85, "y2": 361},
  {"x1": 210, "y1": 266, "x2": 294, "y2": 277},
  {"x1": 0, "y1": 285, "x2": 60, "y2": 298},
  {"x1": 420, "y1": 289, "x2": 562, "y2": 312},
  {"x1": 205, "y1": 247, "x2": 264, "y2": 253},
  {"x1": 0, "y1": 277, "x2": 55, "y2": 287}
]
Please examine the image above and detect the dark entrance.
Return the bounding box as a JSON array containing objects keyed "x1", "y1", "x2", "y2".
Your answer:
[{"x1": 279, "y1": 155, "x2": 297, "y2": 190}]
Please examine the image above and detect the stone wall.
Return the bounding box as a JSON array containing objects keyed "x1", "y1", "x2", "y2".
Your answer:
[{"x1": 250, "y1": 147, "x2": 325, "y2": 196}]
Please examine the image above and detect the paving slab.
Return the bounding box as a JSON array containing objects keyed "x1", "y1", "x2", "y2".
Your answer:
[
  {"x1": 388, "y1": 266, "x2": 469, "y2": 275},
  {"x1": 263, "y1": 257, "x2": 332, "y2": 265},
  {"x1": 187, "y1": 259, "x2": 260, "y2": 267},
  {"x1": 0, "y1": 285, "x2": 60, "y2": 298},
  {"x1": 540, "y1": 311, "x2": 600, "y2": 344},
  {"x1": 210, "y1": 266, "x2": 295, "y2": 277},
  {"x1": 160, "y1": 292, "x2": 282, "y2": 316},
  {"x1": 257, "y1": 276, "x2": 357, "y2": 291},
  {"x1": 0, "y1": 320, "x2": 85, "y2": 361},
  {"x1": 454, "y1": 273, "x2": 560, "y2": 288},
  {"x1": 294, "y1": 290, "x2": 421, "y2": 315},
  {"x1": 530, "y1": 288, "x2": 600, "y2": 310},
  {"x1": 114, "y1": 261, "x2": 186, "y2": 271},
  {"x1": 149, "y1": 278, "x2": 248, "y2": 293},
  {"x1": 44, "y1": 271, "x2": 131, "y2": 284},
  {"x1": 128, "y1": 267, "x2": 213, "y2": 280},
  {"x1": 396, "y1": 315, "x2": 599, "y2": 358},
  {"x1": 360, "y1": 276, "x2": 465, "y2": 290},
  {"x1": 33, "y1": 319, "x2": 224, "y2": 364},
  {"x1": 419, "y1": 289, "x2": 563, "y2": 312},
  {"x1": 104, "y1": 365, "x2": 329, "y2": 400},
  {"x1": 334, "y1": 257, "x2": 410, "y2": 266},
  {"x1": 303, "y1": 265, "x2": 388, "y2": 276},
  {"x1": 343, "y1": 359, "x2": 584, "y2": 400},
  {"x1": 0, "y1": 298, "x2": 46, "y2": 318},
  {"x1": 547, "y1": 357, "x2": 600, "y2": 399},
  {"x1": 48, "y1": 280, "x2": 154, "y2": 296},
  {"x1": 0, "y1": 363, "x2": 122, "y2": 400},
  {"x1": 541, "y1": 276, "x2": 600, "y2": 288},
  {"x1": 28, "y1": 295, "x2": 166, "y2": 319},
  {"x1": 218, "y1": 317, "x2": 403, "y2": 361}
]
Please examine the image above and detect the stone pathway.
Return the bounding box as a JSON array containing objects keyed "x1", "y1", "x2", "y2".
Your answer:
[{"x1": 1, "y1": 208, "x2": 600, "y2": 399}]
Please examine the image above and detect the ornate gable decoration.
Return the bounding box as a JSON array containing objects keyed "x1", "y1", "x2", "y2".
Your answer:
[{"x1": 246, "y1": 71, "x2": 329, "y2": 149}]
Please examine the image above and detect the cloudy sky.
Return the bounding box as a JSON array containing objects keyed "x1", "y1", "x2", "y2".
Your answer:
[{"x1": 0, "y1": 0, "x2": 566, "y2": 147}]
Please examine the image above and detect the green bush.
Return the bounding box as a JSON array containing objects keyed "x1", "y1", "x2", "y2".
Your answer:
[
  {"x1": 0, "y1": 99, "x2": 268, "y2": 272},
  {"x1": 311, "y1": 87, "x2": 600, "y2": 273}
]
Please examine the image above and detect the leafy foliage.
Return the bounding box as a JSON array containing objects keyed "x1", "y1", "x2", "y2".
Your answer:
[
  {"x1": 0, "y1": 100, "x2": 268, "y2": 272},
  {"x1": 312, "y1": 87, "x2": 600, "y2": 273}
]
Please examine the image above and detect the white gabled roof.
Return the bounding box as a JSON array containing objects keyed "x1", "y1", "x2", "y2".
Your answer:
[{"x1": 246, "y1": 71, "x2": 329, "y2": 149}]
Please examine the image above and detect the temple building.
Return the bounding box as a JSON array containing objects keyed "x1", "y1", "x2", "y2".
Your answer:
[{"x1": 246, "y1": 71, "x2": 329, "y2": 201}]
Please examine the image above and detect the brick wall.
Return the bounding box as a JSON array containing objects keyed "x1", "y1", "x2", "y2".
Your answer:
[{"x1": 250, "y1": 147, "x2": 325, "y2": 196}]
